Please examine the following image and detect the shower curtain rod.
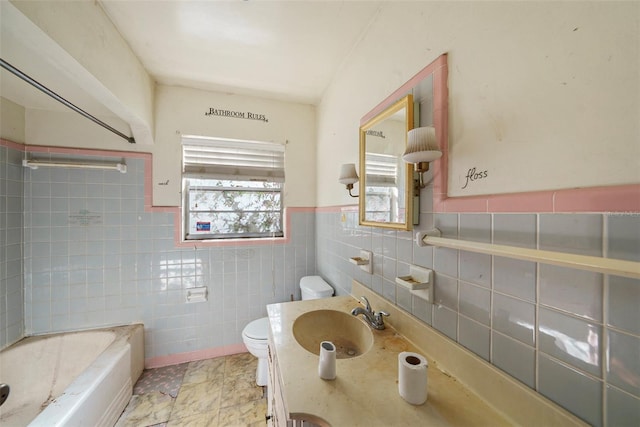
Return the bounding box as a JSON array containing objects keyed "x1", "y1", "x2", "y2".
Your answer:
[{"x1": 0, "y1": 58, "x2": 136, "y2": 144}]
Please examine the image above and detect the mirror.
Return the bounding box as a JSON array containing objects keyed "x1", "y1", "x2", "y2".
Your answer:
[{"x1": 359, "y1": 94, "x2": 414, "y2": 230}]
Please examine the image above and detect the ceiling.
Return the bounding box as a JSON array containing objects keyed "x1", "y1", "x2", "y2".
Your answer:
[
  {"x1": 98, "y1": 0, "x2": 381, "y2": 104},
  {"x1": 0, "y1": 1, "x2": 383, "y2": 118}
]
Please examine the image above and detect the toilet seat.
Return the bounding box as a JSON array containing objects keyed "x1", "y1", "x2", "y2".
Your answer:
[
  {"x1": 243, "y1": 317, "x2": 269, "y2": 341},
  {"x1": 242, "y1": 317, "x2": 270, "y2": 386}
]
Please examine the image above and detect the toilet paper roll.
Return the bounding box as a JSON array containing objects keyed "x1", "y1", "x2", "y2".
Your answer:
[
  {"x1": 318, "y1": 341, "x2": 336, "y2": 380},
  {"x1": 398, "y1": 351, "x2": 428, "y2": 405}
]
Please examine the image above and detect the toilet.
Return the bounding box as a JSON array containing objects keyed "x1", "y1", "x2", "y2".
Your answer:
[{"x1": 242, "y1": 275, "x2": 334, "y2": 386}]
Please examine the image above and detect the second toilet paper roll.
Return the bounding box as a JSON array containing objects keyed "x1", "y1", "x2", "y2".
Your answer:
[
  {"x1": 398, "y1": 351, "x2": 428, "y2": 405},
  {"x1": 318, "y1": 341, "x2": 336, "y2": 380}
]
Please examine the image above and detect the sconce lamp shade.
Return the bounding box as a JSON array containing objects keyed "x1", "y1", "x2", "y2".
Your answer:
[
  {"x1": 403, "y1": 127, "x2": 442, "y2": 164},
  {"x1": 338, "y1": 163, "x2": 359, "y2": 185}
]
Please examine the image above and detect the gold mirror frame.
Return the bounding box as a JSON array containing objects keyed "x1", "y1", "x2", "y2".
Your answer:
[{"x1": 358, "y1": 94, "x2": 414, "y2": 230}]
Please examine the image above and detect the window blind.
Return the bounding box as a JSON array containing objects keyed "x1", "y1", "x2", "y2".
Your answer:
[
  {"x1": 365, "y1": 152, "x2": 397, "y2": 186},
  {"x1": 182, "y1": 135, "x2": 285, "y2": 181}
]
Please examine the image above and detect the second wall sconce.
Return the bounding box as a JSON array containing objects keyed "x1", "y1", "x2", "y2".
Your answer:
[
  {"x1": 402, "y1": 126, "x2": 442, "y2": 190},
  {"x1": 338, "y1": 163, "x2": 359, "y2": 197}
]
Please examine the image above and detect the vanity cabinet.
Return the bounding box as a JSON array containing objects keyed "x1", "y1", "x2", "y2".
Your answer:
[
  {"x1": 267, "y1": 342, "x2": 290, "y2": 426},
  {"x1": 267, "y1": 341, "x2": 321, "y2": 427}
]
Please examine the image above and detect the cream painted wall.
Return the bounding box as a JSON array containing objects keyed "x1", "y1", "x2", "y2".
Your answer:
[
  {"x1": 153, "y1": 85, "x2": 317, "y2": 207},
  {"x1": 19, "y1": 85, "x2": 317, "y2": 208},
  {"x1": 9, "y1": 0, "x2": 155, "y2": 145},
  {"x1": 24, "y1": 108, "x2": 148, "y2": 152},
  {"x1": 317, "y1": 1, "x2": 640, "y2": 205},
  {"x1": 0, "y1": 98, "x2": 25, "y2": 143}
]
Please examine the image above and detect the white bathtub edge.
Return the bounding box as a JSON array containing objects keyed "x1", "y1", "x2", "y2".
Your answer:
[
  {"x1": 28, "y1": 324, "x2": 143, "y2": 427},
  {"x1": 96, "y1": 377, "x2": 132, "y2": 427}
]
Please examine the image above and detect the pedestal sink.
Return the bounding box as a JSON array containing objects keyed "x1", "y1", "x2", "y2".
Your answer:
[{"x1": 292, "y1": 309, "x2": 374, "y2": 359}]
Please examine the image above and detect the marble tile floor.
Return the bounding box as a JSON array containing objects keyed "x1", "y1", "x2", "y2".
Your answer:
[{"x1": 115, "y1": 352, "x2": 267, "y2": 427}]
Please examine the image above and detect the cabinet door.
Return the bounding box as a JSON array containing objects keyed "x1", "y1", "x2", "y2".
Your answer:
[{"x1": 267, "y1": 345, "x2": 276, "y2": 426}]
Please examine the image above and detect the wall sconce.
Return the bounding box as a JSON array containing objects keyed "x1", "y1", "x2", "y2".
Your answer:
[
  {"x1": 402, "y1": 127, "x2": 442, "y2": 190},
  {"x1": 338, "y1": 163, "x2": 359, "y2": 197}
]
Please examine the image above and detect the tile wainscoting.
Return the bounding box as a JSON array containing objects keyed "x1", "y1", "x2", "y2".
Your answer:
[
  {"x1": 316, "y1": 205, "x2": 640, "y2": 427},
  {"x1": 1, "y1": 140, "x2": 317, "y2": 362}
]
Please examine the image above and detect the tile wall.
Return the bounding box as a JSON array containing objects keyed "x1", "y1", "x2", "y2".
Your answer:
[
  {"x1": 0, "y1": 145, "x2": 24, "y2": 349},
  {"x1": 4, "y1": 139, "x2": 639, "y2": 426},
  {"x1": 316, "y1": 189, "x2": 640, "y2": 427},
  {"x1": 17, "y1": 152, "x2": 316, "y2": 359}
]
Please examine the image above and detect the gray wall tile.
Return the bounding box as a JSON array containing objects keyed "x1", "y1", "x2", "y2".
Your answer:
[
  {"x1": 459, "y1": 214, "x2": 491, "y2": 243},
  {"x1": 493, "y1": 293, "x2": 535, "y2": 346},
  {"x1": 412, "y1": 244, "x2": 433, "y2": 269},
  {"x1": 396, "y1": 285, "x2": 412, "y2": 312},
  {"x1": 493, "y1": 214, "x2": 537, "y2": 248},
  {"x1": 459, "y1": 281, "x2": 491, "y2": 326},
  {"x1": 459, "y1": 251, "x2": 491, "y2": 288},
  {"x1": 608, "y1": 276, "x2": 640, "y2": 335},
  {"x1": 382, "y1": 256, "x2": 396, "y2": 281},
  {"x1": 382, "y1": 278, "x2": 396, "y2": 303},
  {"x1": 458, "y1": 316, "x2": 490, "y2": 360},
  {"x1": 540, "y1": 214, "x2": 603, "y2": 257},
  {"x1": 434, "y1": 247, "x2": 458, "y2": 277},
  {"x1": 607, "y1": 385, "x2": 640, "y2": 427},
  {"x1": 434, "y1": 213, "x2": 458, "y2": 238},
  {"x1": 412, "y1": 295, "x2": 432, "y2": 325},
  {"x1": 397, "y1": 237, "x2": 413, "y2": 264},
  {"x1": 434, "y1": 274, "x2": 458, "y2": 310},
  {"x1": 494, "y1": 256, "x2": 536, "y2": 302},
  {"x1": 607, "y1": 214, "x2": 640, "y2": 262},
  {"x1": 433, "y1": 305, "x2": 457, "y2": 340},
  {"x1": 540, "y1": 264, "x2": 603, "y2": 321},
  {"x1": 382, "y1": 235, "x2": 397, "y2": 259},
  {"x1": 539, "y1": 308, "x2": 602, "y2": 377},
  {"x1": 608, "y1": 329, "x2": 640, "y2": 398},
  {"x1": 538, "y1": 355, "x2": 602, "y2": 427},
  {"x1": 492, "y1": 331, "x2": 535, "y2": 388}
]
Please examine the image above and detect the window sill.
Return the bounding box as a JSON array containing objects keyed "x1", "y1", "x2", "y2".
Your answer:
[{"x1": 178, "y1": 235, "x2": 289, "y2": 247}]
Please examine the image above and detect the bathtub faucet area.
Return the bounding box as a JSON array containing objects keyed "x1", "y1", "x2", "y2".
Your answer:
[{"x1": 0, "y1": 383, "x2": 9, "y2": 407}]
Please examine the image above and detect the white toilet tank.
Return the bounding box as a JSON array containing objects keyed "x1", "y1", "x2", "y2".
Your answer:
[{"x1": 300, "y1": 275, "x2": 334, "y2": 300}]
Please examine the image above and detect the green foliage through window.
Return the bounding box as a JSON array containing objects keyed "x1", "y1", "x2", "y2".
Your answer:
[{"x1": 185, "y1": 179, "x2": 283, "y2": 240}]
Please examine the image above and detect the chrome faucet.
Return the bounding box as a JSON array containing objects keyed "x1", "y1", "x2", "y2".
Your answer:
[{"x1": 351, "y1": 296, "x2": 389, "y2": 330}]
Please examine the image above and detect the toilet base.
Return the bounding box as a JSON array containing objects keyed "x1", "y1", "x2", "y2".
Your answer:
[{"x1": 256, "y1": 357, "x2": 268, "y2": 386}]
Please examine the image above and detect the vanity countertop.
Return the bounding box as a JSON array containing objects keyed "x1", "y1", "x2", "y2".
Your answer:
[{"x1": 266, "y1": 295, "x2": 511, "y2": 426}]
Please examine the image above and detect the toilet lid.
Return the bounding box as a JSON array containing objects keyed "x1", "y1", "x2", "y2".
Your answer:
[
  {"x1": 243, "y1": 317, "x2": 269, "y2": 340},
  {"x1": 300, "y1": 275, "x2": 332, "y2": 293}
]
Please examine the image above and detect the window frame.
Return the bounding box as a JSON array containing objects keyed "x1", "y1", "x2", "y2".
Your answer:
[{"x1": 181, "y1": 136, "x2": 285, "y2": 242}]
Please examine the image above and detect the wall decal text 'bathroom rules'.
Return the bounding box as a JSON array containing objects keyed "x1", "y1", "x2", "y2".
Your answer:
[{"x1": 205, "y1": 108, "x2": 269, "y2": 123}]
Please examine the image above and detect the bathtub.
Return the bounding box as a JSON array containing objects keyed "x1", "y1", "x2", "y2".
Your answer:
[{"x1": 0, "y1": 324, "x2": 144, "y2": 427}]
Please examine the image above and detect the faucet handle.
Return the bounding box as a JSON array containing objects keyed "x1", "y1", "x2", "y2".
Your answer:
[
  {"x1": 359, "y1": 296, "x2": 371, "y2": 312},
  {"x1": 374, "y1": 310, "x2": 390, "y2": 328},
  {"x1": 375, "y1": 310, "x2": 390, "y2": 321}
]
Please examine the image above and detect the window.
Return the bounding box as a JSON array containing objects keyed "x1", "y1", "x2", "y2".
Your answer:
[
  {"x1": 182, "y1": 136, "x2": 285, "y2": 240},
  {"x1": 364, "y1": 152, "x2": 400, "y2": 222}
]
